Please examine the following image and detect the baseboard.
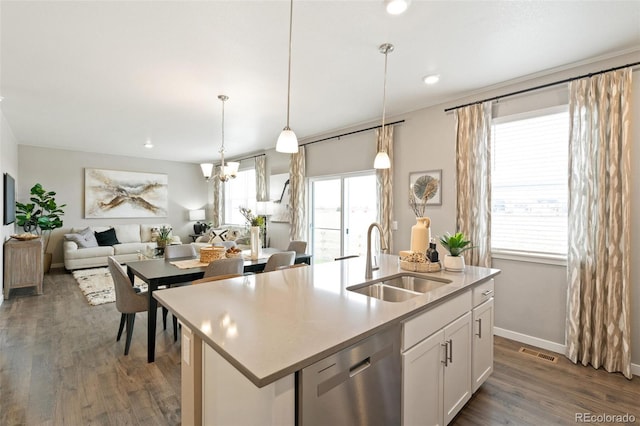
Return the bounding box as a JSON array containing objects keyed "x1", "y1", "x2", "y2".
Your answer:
[
  {"x1": 495, "y1": 327, "x2": 640, "y2": 378},
  {"x1": 494, "y1": 327, "x2": 566, "y2": 355}
]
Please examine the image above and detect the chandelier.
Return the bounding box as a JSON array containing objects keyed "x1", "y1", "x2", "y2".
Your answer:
[{"x1": 202, "y1": 95, "x2": 239, "y2": 182}]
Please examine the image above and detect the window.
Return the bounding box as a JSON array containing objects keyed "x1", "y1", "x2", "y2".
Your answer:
[
  {"x1": 491, "y1": 106, "x2": 569, "y2": 259},
  {"x1": 223, "y1": 168, "x2": 256, "y2": 225}
]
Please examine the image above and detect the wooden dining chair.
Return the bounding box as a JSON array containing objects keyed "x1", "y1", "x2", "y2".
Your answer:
[
  {"x1": 203, "y1": 257, "x2": 244, "y2": 278},
  {"x1": 287, "y1": 240, "x2": 307, "y2": 254},
  {"x1": 263, "y1": 251, "x2": 296, "y2": 272},
  {"x1": 192, "y1": 273, "x2": 243, "y2": 285},
  {"x1": 108, "y1": 256, "x2": 176, "y2": 355}
]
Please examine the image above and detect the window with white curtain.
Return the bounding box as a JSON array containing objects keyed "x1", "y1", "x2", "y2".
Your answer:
[
  {"x1": 223, "y1": 168, "x2": 256, "y2": 225},
  {"x1": 491, "y1": 105, "x2": 569, "y2": 260}
]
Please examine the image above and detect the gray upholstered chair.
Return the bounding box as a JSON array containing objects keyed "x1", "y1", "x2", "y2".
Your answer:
[
  {"x1": 164, "y1": 244, "x2": 197, "y2": 259},
  {"x1": 263, "y1": 251, "x2": 296, "y2": 273},
  {"x1": 286, "y1": 240, "x2": 307, "y2": 254},
  {"x1": 108, "y1": 256, "x2": 175, "y2": 355},
  {"x1": 203, "y1": 257, "x2": 244, "y2": 278},
  {"x1": 163, "y1": 244, "x2": 197, "y2": 340}
]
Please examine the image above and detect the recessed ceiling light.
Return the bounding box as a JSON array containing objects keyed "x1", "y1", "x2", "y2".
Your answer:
[
  {"x1": 0, "y1": 96, "x2": 4, "y2": 102},
  {"x1": 423, "y1": 74, "x2": 440, "y2": 85},
  {"x1": 144, "y1": 140, "x2": 153, "y2": 148},
  {"x1": 385, "y1": 0, "x2": 410, "y2": 15}
]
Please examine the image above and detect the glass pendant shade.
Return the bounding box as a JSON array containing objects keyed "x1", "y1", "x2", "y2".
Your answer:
[
  {"x1": 200, "y1": 163, "x2": 214, "y2": 179},
  {"x1": 374, "y1": 151, "x2": 391, "y2": 169},
  {"x1": 223, "y1": 161, "x2": 240, "y2": 178},
  {"x1": 276, "y1": 128, "x2": 299, "y2": 153}
]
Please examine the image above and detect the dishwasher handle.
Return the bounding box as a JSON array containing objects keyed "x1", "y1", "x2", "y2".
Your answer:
[{"x1": 349, "y1": 357, "x2": 371, "y2": 377}]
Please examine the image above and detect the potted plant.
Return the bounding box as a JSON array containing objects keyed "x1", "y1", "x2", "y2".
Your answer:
[
  {"x1": 15, "y1": 183, "x2": 66, "y2": 272},
  {"x1": 239, "y1": 207, "x2": 265, "y2": 260},
  {"x1": 156, "y1": 225, "x2": 173, "y2": 248},
  {"x1": 439, "y1": 232, "x2": 475, "y2": 272}
]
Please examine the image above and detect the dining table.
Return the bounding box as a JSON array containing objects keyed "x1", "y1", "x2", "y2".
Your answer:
[{"x1": 125, "y1": 248, "x2": 312, "y2": 362}]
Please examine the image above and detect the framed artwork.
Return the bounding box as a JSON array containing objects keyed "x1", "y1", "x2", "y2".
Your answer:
[
  {"x1": 409, "y1": 170, "x2": 442, "y2": 206},
  {"x1": 270, "y1": 173, "x2": 291, "y2": 223},
  {"x1": 84, "y1": 168, "x2": 168, "y2": 218}
]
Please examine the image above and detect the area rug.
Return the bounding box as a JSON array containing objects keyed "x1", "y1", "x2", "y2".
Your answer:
[{"x1": 72, "y1": 267, "x2": 147, "y2": 306}]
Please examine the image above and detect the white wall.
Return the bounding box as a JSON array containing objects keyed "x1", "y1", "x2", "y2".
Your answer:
[
  {"x1": 1, "y1": 112, "x2": 20, "y2": 305},
  {"x1": 17, "y1": 146, "x2": 210, "y2": 267}
]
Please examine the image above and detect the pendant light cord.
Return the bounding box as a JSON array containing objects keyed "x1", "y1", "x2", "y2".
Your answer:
[
  {"x1": 218, "y1": 95, "x2": 228, "y2": 175},
  {"x1": 285, "y1": 0, "x2": 293, "y2": 128},
  {"x1": 382, "y1": 49, "x2": 388, "y2": 131}
]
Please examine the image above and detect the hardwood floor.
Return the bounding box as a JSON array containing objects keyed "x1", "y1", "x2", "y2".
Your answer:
[
  {"x1": 1, "y1": 269, "x2": 638, "y2": 425},
  {"x1": 0, "y1": 268, "x2": 181, "y2": 425}
]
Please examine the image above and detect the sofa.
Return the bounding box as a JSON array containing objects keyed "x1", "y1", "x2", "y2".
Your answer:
[
  {"x1": 63, "y1": 224, "x2": 181, "y2": 270},
  {"x1": 192, "y1": 226, "x2": 250, "y2": 252}
]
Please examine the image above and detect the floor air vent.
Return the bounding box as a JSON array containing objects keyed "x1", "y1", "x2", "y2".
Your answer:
[{"x1": 518, "y1": 347, "x2": 558, "y2": 364}]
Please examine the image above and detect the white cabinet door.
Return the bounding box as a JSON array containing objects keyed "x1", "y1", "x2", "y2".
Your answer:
[
  {"x1": 443, "y1": 312, "x2": 472, "y2": 425},
  {"x1": 402, "y1": 329, "x2": 445, "y2": 426},
  {"x1": 472, "y1": 298, "x2": 494, "y2": 393}
]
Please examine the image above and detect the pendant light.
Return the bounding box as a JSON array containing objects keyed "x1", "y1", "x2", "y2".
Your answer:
[
  {"x1": 374, "y1": 43, "x2": 393, "y2": 170},
  {"x1": 217, "y1": 95, "x2": 239, "y2": 182},
  {"x1": 276, "y1": 0, "x2": 299, "y2": 153}
]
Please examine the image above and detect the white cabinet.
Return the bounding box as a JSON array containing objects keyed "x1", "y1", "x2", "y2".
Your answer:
[
  {"x1": 402, "y1": 279, "x2": 495, "y2": 426},
  {"x1": 403, "y1": 329, "x2": 445, "y2": 426},
  {"x1": 443, "y1": 312, "x2": 472, "y2": 424},
  {"x1": 402, "y1": 292, "x2": 472, "y2": 426},
  {"x1": 472, "y1": 298, "x2": 494, "y2": 393}
]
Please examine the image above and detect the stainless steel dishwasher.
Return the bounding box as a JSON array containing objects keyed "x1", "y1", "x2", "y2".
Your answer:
[{"x1": 297, "y1": 324, "x2": 401, "y2": 425}]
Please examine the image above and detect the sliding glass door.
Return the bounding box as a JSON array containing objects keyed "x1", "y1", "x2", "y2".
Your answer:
[{"x1": 310, "y1": 173, "x2": 377, "y2": 263}]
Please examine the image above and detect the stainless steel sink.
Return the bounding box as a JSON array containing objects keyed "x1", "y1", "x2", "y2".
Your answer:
[
  {"x1": 350, "y1": 283, "x2": 421, "y2": 302},
  {"x1": 348, "y1": 274, "x2": 451, "y2": 303},
  {"x1": 380, "y1": 275, "x2": 449, "y2": 293}
]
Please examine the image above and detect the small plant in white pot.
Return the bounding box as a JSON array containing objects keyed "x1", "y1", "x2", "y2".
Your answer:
[{"x1": 439, "y1": 232, "x2": 475, "y2": 272}]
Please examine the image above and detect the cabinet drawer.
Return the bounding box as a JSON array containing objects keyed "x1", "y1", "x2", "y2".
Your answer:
[
  {"x1": 472, "y1": 279, "x2": 494, "y2": 307},
  {"x1": 402, "y1": 290, "x2": 471, "y2": 352}
]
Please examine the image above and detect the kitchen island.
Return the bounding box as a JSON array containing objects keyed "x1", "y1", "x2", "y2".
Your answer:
[{"x1": 154, "y1": 254, "x2": 500, "y2": 425}]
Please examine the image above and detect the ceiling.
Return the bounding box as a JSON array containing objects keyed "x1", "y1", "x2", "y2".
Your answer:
[{"x1": 1, "y1": 1, "x2": 639, "y2": 165}]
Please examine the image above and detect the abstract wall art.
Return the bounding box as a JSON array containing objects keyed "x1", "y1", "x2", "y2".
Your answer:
[{"x1": 84, "y1": 168, "x2": 168, "y2": 218}]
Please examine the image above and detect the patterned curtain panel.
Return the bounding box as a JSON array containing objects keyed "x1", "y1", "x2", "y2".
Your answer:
[
  {"x1": 376, "y1": 125, "x2": 394, "y2": 253},
  {"x1": 289, "y1": 146, "x2": 306, "y2": 241},
  {"x1": 454, "y1": 102, "x2": 492, "y2": 267},
  {"x1": 211, "y1": 170, "x2": 221, "y2": 228},
  {"x1": 565, "y1": 68, "x2": 632, "y2": 379},
  {"x1": 255, "y1": 155, "x2": 268, "y2": 202}
]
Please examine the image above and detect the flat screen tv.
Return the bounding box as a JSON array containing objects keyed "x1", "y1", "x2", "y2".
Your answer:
[{"x1": 4, "y1": 173, "x2": 16, "y2": 225}]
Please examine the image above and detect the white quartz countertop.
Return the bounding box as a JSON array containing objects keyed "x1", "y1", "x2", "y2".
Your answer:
[{"x1": 154, "y1": 254, "x2": 500, "y2": 387}]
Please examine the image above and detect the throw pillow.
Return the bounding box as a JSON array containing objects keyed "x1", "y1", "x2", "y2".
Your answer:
[
  {"x1": 94, "y1": 228, "x2": 120, "y2": 246},
  {"x1": 64, "y1": 227, "x2": 99, "y2": 248},
  {"x1": 208, "y1": 229, "x2": 228, "y2": 243}
]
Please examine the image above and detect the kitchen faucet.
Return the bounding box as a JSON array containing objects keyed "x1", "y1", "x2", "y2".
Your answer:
[{"x1": 365, "y1": 222, "x2": 388, "y2": 279}]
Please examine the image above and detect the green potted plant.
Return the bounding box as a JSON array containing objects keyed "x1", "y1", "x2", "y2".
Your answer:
[
  {"x1": 439, "y1": 232, "x2": 475, "y2": 272},
  {"x1": 15, "y1": 183, "x2": 66, "y2": 272},
  {"x1": 156, "y1": 225, "x2": 173, "y2": 248}
]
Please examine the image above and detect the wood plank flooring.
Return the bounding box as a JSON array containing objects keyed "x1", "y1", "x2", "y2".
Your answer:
[{"x1": 1, "y1": 268, "x2": 638, "y2": 425}]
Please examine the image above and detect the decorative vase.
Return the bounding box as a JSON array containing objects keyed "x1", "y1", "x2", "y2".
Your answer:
[
  {"x1": 250, "y1": 226, "x2": 261, "y2": 260},
  {"x1": 443, "y1": 254, "x2": 465, "y2": 272},
  {"x1": 410, "y1": 217, "x2": 431, "y2": 254}
]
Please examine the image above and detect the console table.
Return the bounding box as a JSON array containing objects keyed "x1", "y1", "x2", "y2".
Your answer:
[{"x1": 3, "y1": 238, "x2": 44, "y2": 299}]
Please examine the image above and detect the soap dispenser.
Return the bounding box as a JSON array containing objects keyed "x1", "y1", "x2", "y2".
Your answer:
[{"x1": 426, "y1": 239, "x2": 439, "y2": 263}]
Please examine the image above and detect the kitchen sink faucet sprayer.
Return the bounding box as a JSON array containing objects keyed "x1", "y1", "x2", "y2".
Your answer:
[{"x1": 366, "y1": 222, "x2": 388, "y2": 279}]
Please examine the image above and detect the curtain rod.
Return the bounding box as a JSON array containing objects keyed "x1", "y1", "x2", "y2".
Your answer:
[
  {"x1": 301, "y1": 119, "x2": 405, "y2": 147},
  {"x1": 444, "y1": 61, "x2": 640, "y2": 113},
  {"x1": 229, "y1": 152, "x2": 266, "y2": 163}
]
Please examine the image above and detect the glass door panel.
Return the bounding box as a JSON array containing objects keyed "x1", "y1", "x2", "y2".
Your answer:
[
  {"x1": 311, "y1": 179, "x2": 342, "y2": 263},
  {"x1": 344, "y1": 175, "x2": 378, "y2": 257}
]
